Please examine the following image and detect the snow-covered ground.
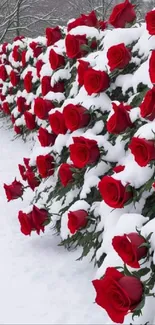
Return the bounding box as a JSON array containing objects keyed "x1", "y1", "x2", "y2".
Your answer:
[{"x1": 0, "y1": 118, "x2": 107, "y2": 324}]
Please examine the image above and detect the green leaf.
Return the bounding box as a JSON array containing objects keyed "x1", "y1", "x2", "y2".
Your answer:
[{"x1": 132, "y1": 268, "x2": 150, "y2": 278}]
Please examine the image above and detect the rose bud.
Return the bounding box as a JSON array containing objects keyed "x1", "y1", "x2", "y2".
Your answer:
[
  {"x1": 68, "y1": 210, "x2": 88, "y2": 234},
  {"x1": 4, "y1": 179, "x2": 24, "y2": 201},
  {"x1": 31, "y1": 205, "x2": 49, "y2": 234},
  {"x1": 65, "y1": 34, "x2": 88, "y2": 59},
  {"x1": 46, "y1": 26, "x2": 62, "y2": 46},
  {"x1": 49, "y1": 49, "x2": 65, "y2": 70},
  {"x1": 25, "y1": 170, "x2": 40, "y2": 191}
]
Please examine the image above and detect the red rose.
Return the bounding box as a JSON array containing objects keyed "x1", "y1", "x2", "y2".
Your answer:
[
  {"x1": 112, "y1": 232, "x2": 148, "y2": 268},
  {"x1": 98, "y1": 176, "x2": 132, "y2": 208},
  {"x1": 24, "y1": 71, "x2": 33, "y2": 93},
  {"x1": 1, "y1": 42, "x2": 8, "y2": 54},
  {"x1": 69, "y1": 136, "x2": 100, "y2": 168},
  {"x1": 38, "y1": 127, "x2": 56, "y2": 147},
  {"x1": 46, "y1": 26, "x2": 62, "y2": 46},
  {"x1": 109, "y1": 0, "x2": 136, "y2": 28},
  {"x1": 34, "y1": 98, "x2": 54, "y2": 120},
  {"x1": 84, "y1": 68, "x2": 110, "y2": 95},
  {"x1": 98, "y1": 20, "x2": 107, "y2": 30},
  {"x1": 18, "y1": 211, "x2": 34, "y2": 236},
  {"x1": 18, "y1": 164, "x2": 27, "y2": 181},
  {"x1": 11, "y1": 114, "x2": 16, "y2": 124},
  {"x1": 4, "y1": 179, "x2": 24, "y2": 201},
  {"x1": 92, "y1": 267, "x2": 143, "y2": 324},
  {"x1": 29, "y1": 42, "x2": 43, "y2": 58},
  {"x1": 58, "y1": 163, "x2": 73, "y2": 187},
  {"x1": 23, "y1": 157, "x2": 30, "y2": 169},
  {"x1": 10, "y1": 70, "x2": 20, "y2": 87},
  {"x1": 67, "y1": 11, "x2": 98, "y2": 31},
  {"x1": 77, "y1": 60, "x2": 90, "y2": 86},
  {"x1": 149, "y1": 51, "x2": 155, "y2": 84},
  {"x1": 51, "y1": 81, "x2": 64, "y2": 93},
  {"x1": 49, "y1": 111, "x2": 67, "y2": 135},
  {"x1": 65, "y1": 34, "x2": 87, "y2": 59},
  {"x1": 25, "y1": 170, "x2": 40, "y2": 191},
  {"x1": 12, "y1": 45, "x2": 21, "y2": 62},
  {"x1": 140, "y1": 87, "x2": 155, "y2": 120},
  {"x1": 18, "y1": 206, "x2": 48, "y2": 236},
  {"x1": 0, "y1": 65, "x2": 8, "y2": 81},
  {"x1": 13, "y1": 35, "x2": 24, "y2": 42},
  {"x1": 14, "y1": 125, "x2": 22, "y2": 134},
  {"x1": 107, "y1": 43, "x2": 131, "y2": 71},
  {"x1": 146, "y1": 10, "x2": 155, "y2": 35},
  {"x1": 113, "y1": 165, "x2": 125, "y2": 173},
  {"x1": 36, "y1": 60, "x2": 44, "y2": 78},
  {"x1": 31, "y1": 205, "x2": 49, "y2": 234},
  {"x1": 63, "y1": 103, "x2": 90, "y2": 131},
  {"x1": 21, "y1": 50, "x2": 27, "y2": 67},
  {"x1": 24, "y1": 111, "x2": 36, "y2": 130},
  {"x1": 107, "y1": 102, "x2": 133, "y2": 134},
  {"x1": 36, "y1": 154, "x2": 54, "y2": 178},
  {"x1": 68, "y1": 210, "x2": 88, "y2": 234},
  {"x1": 2, "y1": 102, "x2": 10, "y2": 115},
  {"x1": 17, "y1": 96, "x2": 26, "y2": 113},
  {"x1": 129, "y1": 137, "x2": 155, "y2": 167},
  {"x1": 41, "y1": 76, "x2": 52, "y2": 96},
  {"x1": 49, "y1": 49, "x2": 65, "y2": 70}
]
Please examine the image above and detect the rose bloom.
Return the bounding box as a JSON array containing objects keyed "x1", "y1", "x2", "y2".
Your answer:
[
  {"x1": 49, "y1": 111, "x2": 67, "y2": 135},
  {"x1": 93, "y1": 267, "x2": 143, "y2": 323},
  {"x1": 67, "y1": 10, "x2": 98, "y2": 31},
  {"x1": 84, "y1": 68, "x2": 110, "y2": 95},
  {"x1": 34, "y1": 98, "x2": 54, "y2": 120},
  {"x1": 146, "y1": 10, "x2": 155, "y2": 35},
  {"x1": 58, "y1": 163, "x2": 73, "y2": 187},
  {"x1": 4, "y1": 179, "x2": 24, "y2": 201},
  {"x1": 38, "y1": 127, "x2": 56, "y2": 147},
  {"x1": 69, "y1": 136, "x2": 100, "y2": 168},
  {"x1": 24, "y1": 71, "x2": 33, "y2": 93},
  {"x1": 46, "y1": 26, "x2": 62, "y2": 46},
  {"x1": 129, "y1": 137, "x2": 155, "y2": 167},
  {"x1": 140, "y1": 87, "x2": 155, "y2": 121},
  {"x1": 77, "y1": 59, "x2": 90, "y2": 86},
  {"x1": 49, "y1": 49, "x2": 65, "y2": 70},
  {"x1": 107, "y1": 43, "x2": 131, "y2": 71},
  {"x1": 109, "y1": 0, "x2": 136, "y2": 28},
  {"x1": 36, "y1": 154, "x2": 55, "y2": 178},
  {"x1": 112, "y1": 232, "x2": 148, "y2": 268},
  {"x1": 24, "y1": 111, "x2": 36, "y2": 130},
  {"x1": 65, "y1": 34, "x2": 88, "y2": 59},
  {"x1": 68, "y1": 210, "x2": 88, "y2": 234},
  {"x1": 107, "y1": 102, "x2": 132, "y2": 134},
  {"x1": 63, "y1": 103, "x2": 90, "y2": 131},
  {"x1": 149, "y1": 51, "x2": 155, "y2": 84},
  {"x1": 0, "y1": 65, "x2": 8, "y2": 81},
  {"x1": 98, "y1": 176, "x2": 132, "y2": 208}
]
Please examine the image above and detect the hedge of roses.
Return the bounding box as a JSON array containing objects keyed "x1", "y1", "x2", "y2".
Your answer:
[{"x1": 2, "y1": 0, "x2": 155, "y2": 323}]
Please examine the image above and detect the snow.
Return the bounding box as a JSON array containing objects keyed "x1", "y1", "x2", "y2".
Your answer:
[{"x1": 0, "y1": 118, "x2": 107, "y2": 324}]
